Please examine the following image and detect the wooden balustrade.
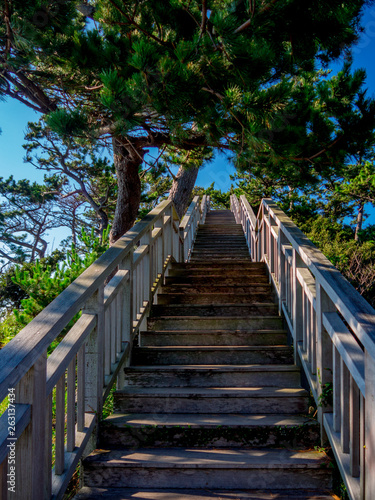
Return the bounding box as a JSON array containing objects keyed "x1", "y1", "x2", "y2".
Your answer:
[
  {"x1": 230, "y1": 194, "x2": 375, "y2": 500},
  {"x1": 0, "y1": 196, "x2": 210, "y2": 500}
]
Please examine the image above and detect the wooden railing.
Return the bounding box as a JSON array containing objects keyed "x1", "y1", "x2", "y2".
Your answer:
[
  {"x1": 230, "y1": 194, "x2": 375, "y2": 500},
  {"x1": 0, "y1": 195, "x2": 210, "y2": 500}
]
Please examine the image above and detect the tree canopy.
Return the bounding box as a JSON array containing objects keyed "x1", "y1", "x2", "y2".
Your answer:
[{"x1": 1, "y1": 0, "x2": 374, "y2": 242}]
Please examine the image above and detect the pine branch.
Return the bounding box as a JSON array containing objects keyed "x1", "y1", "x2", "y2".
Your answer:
[
  {"x1": 200, "y1": 0, "x2": 208, "y2": 38},
  {"x1": 234, "y1": 0, "x2": 280, "y2": 33},
  {"x1": 106, "y1": 0, "x2": 172, "y2": 47}
]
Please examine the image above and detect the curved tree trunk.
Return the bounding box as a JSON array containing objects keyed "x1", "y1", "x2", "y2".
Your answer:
[
  {"x1": 168, "y1": 165, "x2": 199, "y2": 219},
  {"x1": 110, "y1": 138, "x2": 143, "y2": 245}
]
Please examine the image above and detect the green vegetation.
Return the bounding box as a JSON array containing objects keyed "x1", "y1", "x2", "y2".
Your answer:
[{"x1": 0, "y1": 228, "x2": 109, "y2": 347}]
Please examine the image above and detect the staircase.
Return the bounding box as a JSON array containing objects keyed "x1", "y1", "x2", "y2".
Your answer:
[{"x1": 75, "y1": 210, "x2": 334, "y2": 499}]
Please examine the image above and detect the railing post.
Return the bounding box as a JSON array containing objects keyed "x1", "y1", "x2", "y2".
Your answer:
[
  {"x1": 117, "y1": 252, "x2": 134, "y2": 388},
  {"x1": 179, "y1": 226, "x2": 185, "y2": 262},
  {"x1": 316, "y1": 283, "x2": 334, "y2": 439},
  {"x1": 15, "y1": 353, "x2": 47, "y2": 500},
  {"x1": 365, "y1": 349, "x2": 375, "y2": 499},
  {"x1": 292, "y1": 251, "x2": 304, "y2": 365},
  {"x1": 277, "y1": 231, "x2": 286, "y2": 314},
  {"x1": 83, "y1": 286, "x2": 105, "y2": 444}
]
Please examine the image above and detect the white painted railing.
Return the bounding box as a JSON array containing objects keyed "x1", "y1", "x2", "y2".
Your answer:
[
  {"x1": 0, "y1": 196, "x2": 209, "y2": 500},
  {"x1": 230, "y1": 194, "x2": 375, "y2": 500},
  {"x1": 179, "y1": 195, "x2": 209, "y2": 262}
]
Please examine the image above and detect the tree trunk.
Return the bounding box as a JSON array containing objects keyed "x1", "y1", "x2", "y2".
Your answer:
[
  {"x1": 168, "y1": 165, "x2": 199, "y2": 219},
  {"x1": 354, "y1": 202, "x2": 364, "y2": 241},
  {"x1": 110, "y1": 138, "x2": 143, "y2": 245}
]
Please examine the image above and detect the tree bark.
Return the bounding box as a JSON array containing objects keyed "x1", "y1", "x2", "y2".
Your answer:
[
  {"x1": 354, "y1": 202, "x2": 364, "y2": 241},
  {"x1": 110, "y1": 138, "x2": 143, "y2": 244},
  {"x1": 168, "y1": 165, "x2": 199, "y2": 219}
]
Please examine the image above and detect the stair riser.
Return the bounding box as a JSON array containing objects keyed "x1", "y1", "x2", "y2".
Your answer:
[
  {"x1": 159, "y1": 284, "x2": 272, "y2": 294},
  {"x1": 140, "y1": 331, "x2": 286, "y2": 346},
  {"x1": 193, "y1": 239, "x2": 247, "y2": 243},
  {"x1": 147, "y1": 317, "x2": 283, "y2": 331},
  {"x1": 164, "y1": 277, "x2": 269, "y2": 286},
  {"x1": 132, "y1": 348, "x2": 294, "y2": 365},
  {"x1": 84, "y1": 467, "x2": 331, "y2": 490},
  {"x1": 156, "y1": 293, "x2": 275, "y2": 305},
  {"x1": 167, "y1": 270, "x2": 265, "y2": 278},
  {"x1": 193, "y1": 244, "x2": 249, "y2": 249},
  {"x1": 191, "y1": 250, "x2": 250, "y2": 255},
  {"x1": 124, "y1": 370, "x2": 300, "y2": 388},
  {"x1": 99, "y1": 423, "x2": 320, "y2": 450},
  {"x1": 150, "y1": 305, "x2": 278, "y2": 317},
  {"x1": 190, "y1": 257, "x2": 252, "y2": 262},
  {"x1": 114, "y1": 395, "x2": 309, "y2": 415},
  {"x1": 171, "y1": 263, "x2": 266, "y2": 270}
]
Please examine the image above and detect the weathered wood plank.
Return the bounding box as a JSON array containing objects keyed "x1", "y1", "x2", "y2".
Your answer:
[
  {"x1": 365, "y1": 350, "x2": 375, "y2": 499},
  {"x1": 46, "y1": 314, "x2": 96, "y2": 396},
  {"x1": 350, "y1": 375, "x2": 360, "y2": 477},
  {"x1": 324, "y1": 413, "x2": 361, "y2": 500},
  {"x1": 104, "y1": 269, "x2": 129, "y2": 309},
  {"x1": 264, "y1": 199, "x2": 375, "y2": 359},
  {"x1": 333, "y1": 346, "x2": 341, "y2": 433},
  {"x1": 323, "y1": 312, "x2": 365, "y2": 397},
  {"x1": 0, "y1": 404, "x2": 31, "y2": 464},
  {"x1": 55, "y1": 373, "x2": 65, "y2": 476},
  {"x1": 77, "y1": 346, "x2": 85, "y2": 433},
  {"x1": 296, "y1": 267, "x2": 316, "y2": 308},
  {"x1": 0, "y1": 200, "x2": 174, "y2": 402},
  {"x1": 51, "y1": 413, "x2": 96, "y2": 500},
  {"x1": 66, "y1": 359, "x2": 76, "y2": 453},
  {"x1": 341, "y1": 359, "x2": 350, "y2": 454}
]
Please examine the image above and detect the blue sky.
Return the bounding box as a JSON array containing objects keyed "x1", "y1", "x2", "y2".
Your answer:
[{"x1": 1, "y1": 5, "x2": 375, "y2": 246}]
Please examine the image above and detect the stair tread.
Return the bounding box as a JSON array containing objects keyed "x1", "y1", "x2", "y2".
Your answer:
[
  {"x1": 84, "y1": 447, "x2": 329, "y2": 468},
  {"x1": 103, "y1": 413, "x2": 316, "y2": 428},
  {"x1": 74, "y1": 487, "x2": 335, "y2": 499},
  {"x1": 152, "y1": 302, "x2": 276, "y2": 305},
  {"x1": 134, "y1": 346, "x2": 291, "y2": 351},
  {"x1": 141, "y1": 330, "x2": 287, "y2": 334},
  {"x1": 116, "y1": 387, "x2": 308, "y2": 397},
  {"x1": 148, "y1": 315, "x2": 281, "y2": 320},
  {"x1": 125, "y1": 364, "x2": 299, "y2": 371}
]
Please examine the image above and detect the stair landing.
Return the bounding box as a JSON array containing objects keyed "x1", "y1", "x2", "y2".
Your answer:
[{"x1": 76, "y1": 210, "x2": 334, "y2": 499}]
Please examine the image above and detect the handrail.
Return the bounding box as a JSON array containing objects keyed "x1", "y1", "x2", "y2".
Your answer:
[
  {"x1": 179, "y1": 195, "x2": 210, "y2": 262},
  {"x1": 230, "y1": 194, "x2": 375, "y2": 500},
  {"x1": 0, "y1": 196, "x2": 210, "y2": 500}
]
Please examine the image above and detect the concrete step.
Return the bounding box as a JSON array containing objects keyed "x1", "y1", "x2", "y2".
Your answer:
[
  {"x1": 196, "y1": 230, "x2": 244, "y2": 235},
  {"x1": 99, "y1": 413, "x2": 320, "y2": 449},
  {"x1": 170, "y1": 262, "x2": 266, "y2": 270},
  {"x1": 191, "y1": 248, "x2": 250, "y2": 254},
  {"x1": 114, "y1": 386, "x2": 308, "y2": 414},
  {"x1": 132, "y1": 346, "x2": 293, "y2": 365},
  {"x1": 167, "y1": 269, "x2": 266, "y2": 278},
  {"x1": 194, "y1": 237, "x2": 247, "y2": 241},
  {"x1": 159, "y1": 284, "x2": 272, "y2": 295},
  {"x1": 194, "y1": 236, "x2": 247, "y2": 245},
  {"x1": 74, "y1": 487, "x2": 335, "y2": 499},
  {"x1": 124, "y1": 365, "x2": 300, "y2": 387},
  {"x1": 190, "y1": 256, "x2": 252, "y2": 261},
  {"x1": 164, "y1": 276, "x2": 269, "y2": 286},
  {"x1": 147, "y1": 316, "x2": 283, "y2": 331},
  {"x1": 157, "y1": 293, "x2": 275, "y2": 305},
  {"x1": 140, "y1": 329, "x2": 287, "y2": 346},
  {"x1": 150, "y1": 304, "x2": 278, "y2": 317},
  {"x1": 82, "y1": 448, "x2": 331, "y2": 490}
]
